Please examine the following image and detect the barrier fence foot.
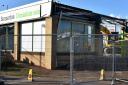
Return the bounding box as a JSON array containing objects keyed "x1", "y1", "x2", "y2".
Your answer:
[
  {"x1": 28, "y1": 69, "x2": 33, "y2": 82},
  {"x1": 111, "y1": 79, "x2": 115, "y2": 85},
  {"x1": 99, "y1": 69, "x2": 105, "y2": 80}
]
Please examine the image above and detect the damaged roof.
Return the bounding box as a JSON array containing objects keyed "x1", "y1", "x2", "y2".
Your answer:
[{"x1": 52, "y1": 2, "x2": 126, "y2": 23}]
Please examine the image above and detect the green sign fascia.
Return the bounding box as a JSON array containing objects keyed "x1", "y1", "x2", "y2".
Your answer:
[{"x1": 16, "y1": 10, "x2": 40, "y2": 19}]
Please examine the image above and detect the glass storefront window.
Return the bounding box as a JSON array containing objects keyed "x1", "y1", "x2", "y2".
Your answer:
[
  {"x1": 72, "y1": 22, "x2": 84, "y2": 34},
  {"x1": 57, "y1": 20, "x2": 71, "y2": 53},
  {"x1": 0, "y1": 25, "x2": 14, "y2": 51},
  {"x1": 21, "y1": 21, "x2": 45, "y2": 52},
  {"x1": 72, "y1": 22, "x2": 85, "y2": 53},
  {"x1": 87, "y1": 25, "x2": 95, "y2": 52},
  {"x1": 57, "y1": 19, "x2": 95, "y2": 53},
  {"x1": 33, "y1": 21, "x2": 45, "y2": 52},
  {"x1": 58, "y1": 20, "x2": 71, "y2": 34},
  {"x1": 21, "y1": 23, "x2": 33, "y2": 51},
  {"x1": 8, "y1": 27, "x2": 14, "y2": 50}
]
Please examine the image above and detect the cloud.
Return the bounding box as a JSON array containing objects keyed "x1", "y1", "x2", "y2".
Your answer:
[
  {"x1": 125, "y1": 16, "x2": 128, "y2": 19},
  {"x1": 109, "y1": 13, "x2": 115, "y2": 17},
  {"x1": 109, "y1": 13, "x2": 122, "y2": 19},
  {"x1": 116, "y1": 15, "x2": 121, "y2": 18}
]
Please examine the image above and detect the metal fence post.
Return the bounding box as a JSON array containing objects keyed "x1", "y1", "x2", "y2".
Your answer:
[
  {"x1": 70, "y1": 36, "x2": 74, "y2": 85},
  {"x1": 0, "y1": 49, "x2": 1, "y2": 70},
  {"x1": 0, "y1": 37, "x2": 1, "y2": 71},
  {"x1": 0, "y1": 35, "x2": 1, "y2": 71},
  {"x1": 111, "y1": 42, "x2": 115, "y2": 85}
]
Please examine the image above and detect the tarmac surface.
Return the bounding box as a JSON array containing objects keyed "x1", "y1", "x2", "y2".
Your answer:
[
  {"x1": 1, "y1": 76, "x2": 128, "y2": 85},
  {"x1": 1, "y1": 70, "x2": 128, "y2": 85}
]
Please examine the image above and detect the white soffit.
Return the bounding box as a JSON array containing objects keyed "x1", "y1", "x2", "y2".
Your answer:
[{"x1": 0, "y1": 0, "x2": 52, "y2": 25}]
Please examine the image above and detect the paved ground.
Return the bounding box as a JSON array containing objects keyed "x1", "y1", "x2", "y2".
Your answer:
[
  {"x1": 4, "y1": 80, "x2": 128, "y2": 85},
  {"x1": 1, "y1": 76, "x2": 128, "y2": 85},
  {"x1": 1, "y1": 64, "x2": 128, "y2": 85}
]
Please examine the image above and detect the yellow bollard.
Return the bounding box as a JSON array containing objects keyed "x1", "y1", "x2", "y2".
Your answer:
[
  {"x1": 28, "y1": 69, "x2": 33, "y2": 81},
  {"x1": 99, "y1": 69, "x2": 105, "y2": 80}
]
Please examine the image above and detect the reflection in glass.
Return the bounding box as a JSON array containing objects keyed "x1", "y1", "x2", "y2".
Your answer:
[{"x1": 0, "y1": 25, "x2": 14, "y2": 51}]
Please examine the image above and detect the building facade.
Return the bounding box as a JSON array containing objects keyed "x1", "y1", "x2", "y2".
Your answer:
[{"x1": 0, "y1": 0, "x2": 126, "y2": 69}]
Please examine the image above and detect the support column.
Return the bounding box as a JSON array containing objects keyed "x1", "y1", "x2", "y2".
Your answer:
[
  {"x1": 95, "y1": 15, "x2": 103, "y2": 56},
  {"x1": 45, "y1": 16, "x2": 58, "y2": 69},
  {"x1": 14, "y1": 22, "x2": 20, "y2": 61}
]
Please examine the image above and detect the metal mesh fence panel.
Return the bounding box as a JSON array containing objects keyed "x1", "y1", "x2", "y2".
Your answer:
[
  {"x1": 0, "y1": 33, "x2": 128, "y2": 85},
  {"x1": 70, "y1": 34, "x2": 128, "y2": 84}
]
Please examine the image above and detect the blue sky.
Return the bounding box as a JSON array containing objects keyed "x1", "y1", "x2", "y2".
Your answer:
[{"x1": 0, "y1": 0, "x2": 127, "y2": 19}]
